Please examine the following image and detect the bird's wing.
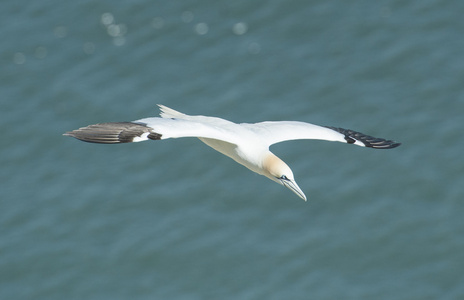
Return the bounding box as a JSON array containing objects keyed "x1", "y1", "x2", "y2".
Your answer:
[
  {"x1": 241, "y1": 121, "x2": 400, "y2": 149},
  {"x1": 64, "y1": 117, "x2": 241, "y2": 145}
]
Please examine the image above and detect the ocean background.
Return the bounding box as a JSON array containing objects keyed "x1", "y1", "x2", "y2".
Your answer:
[{"x1": 1, "y1": 0, "x2": 463, "y2": 299}]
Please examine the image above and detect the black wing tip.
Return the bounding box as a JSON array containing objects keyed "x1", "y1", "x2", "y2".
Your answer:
[
  {"x1": 63, "y1": 129, "x2": 125, "y2": 144},
  {"x1": 325, "y1": 126, "x2": 401, "y2": 149},
  {"x1": 376, "y1": 141, "x2": 401, "y2": 149},
  {"x1": 389, "y1": 142, "x2": 401, "y2": 149},
  {"x1": 63, "y1": 122, "x2": 160, "y2": 144}
]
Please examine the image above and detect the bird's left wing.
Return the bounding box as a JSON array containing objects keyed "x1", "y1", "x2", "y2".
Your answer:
[
  {"x1": 64, "y1": 117, "x2": 240, "y2": 145},
  {"x1": 241, "y1": 121, "x2": 400, "y2": 149}
]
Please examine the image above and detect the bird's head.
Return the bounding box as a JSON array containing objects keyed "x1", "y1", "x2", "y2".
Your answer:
[{"x1": 263, "y1": 153, "x2": 307, "y2": 201}]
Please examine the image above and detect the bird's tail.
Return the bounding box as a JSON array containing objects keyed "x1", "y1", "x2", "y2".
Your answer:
[{"x1": 158, "y1": 104, "x2": 186, "y2": 119}]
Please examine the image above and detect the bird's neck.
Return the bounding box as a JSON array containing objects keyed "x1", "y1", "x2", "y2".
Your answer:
[{"x1": 262, "y1": 152, "x2": 286, "y2": 179}]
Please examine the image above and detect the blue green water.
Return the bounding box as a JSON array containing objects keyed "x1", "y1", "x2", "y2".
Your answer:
[{"x1": 1, "y1": 0, "x2": 463, "y2": 299}]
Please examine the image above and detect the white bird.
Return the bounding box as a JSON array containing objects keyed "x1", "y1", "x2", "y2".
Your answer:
[{"x1": 64, "y1": 105, "x2": 400, "y2": 200}]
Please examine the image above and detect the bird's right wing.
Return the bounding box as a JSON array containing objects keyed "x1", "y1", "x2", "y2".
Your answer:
[
  {"x1": 64, "y1": 117, "x2": 241, "y2": 145},
  {"x1": 242, "y1": 121, "x2": 400, "y2": 149}
]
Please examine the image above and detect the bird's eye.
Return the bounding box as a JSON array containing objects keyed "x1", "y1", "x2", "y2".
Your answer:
[{"x1": 279, "y1": 175, "x2": 289, "y2": 180}]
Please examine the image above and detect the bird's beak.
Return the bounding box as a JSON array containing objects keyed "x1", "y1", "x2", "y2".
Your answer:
[{"x1": 281, "y1": 179, "x2": 307, "y2": 201}]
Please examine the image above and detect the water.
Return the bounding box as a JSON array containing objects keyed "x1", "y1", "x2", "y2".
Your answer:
[{"x1": 1, "y1": 0, "x2": 463, "y2": 299}]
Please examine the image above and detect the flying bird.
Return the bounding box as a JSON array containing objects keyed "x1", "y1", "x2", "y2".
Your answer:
[{"x1": 64, "y1": 105, "x2": 400, "y2": 200}]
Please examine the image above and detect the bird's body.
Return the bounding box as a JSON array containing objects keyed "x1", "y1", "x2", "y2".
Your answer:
[{"x1": 64, "y1": 105, "x2": 400, "y2": 200}]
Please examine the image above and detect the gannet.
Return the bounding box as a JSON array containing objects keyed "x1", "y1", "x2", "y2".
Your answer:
[{"x1": 64, "y1": 105, "x2": 400, "y2": 200}]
